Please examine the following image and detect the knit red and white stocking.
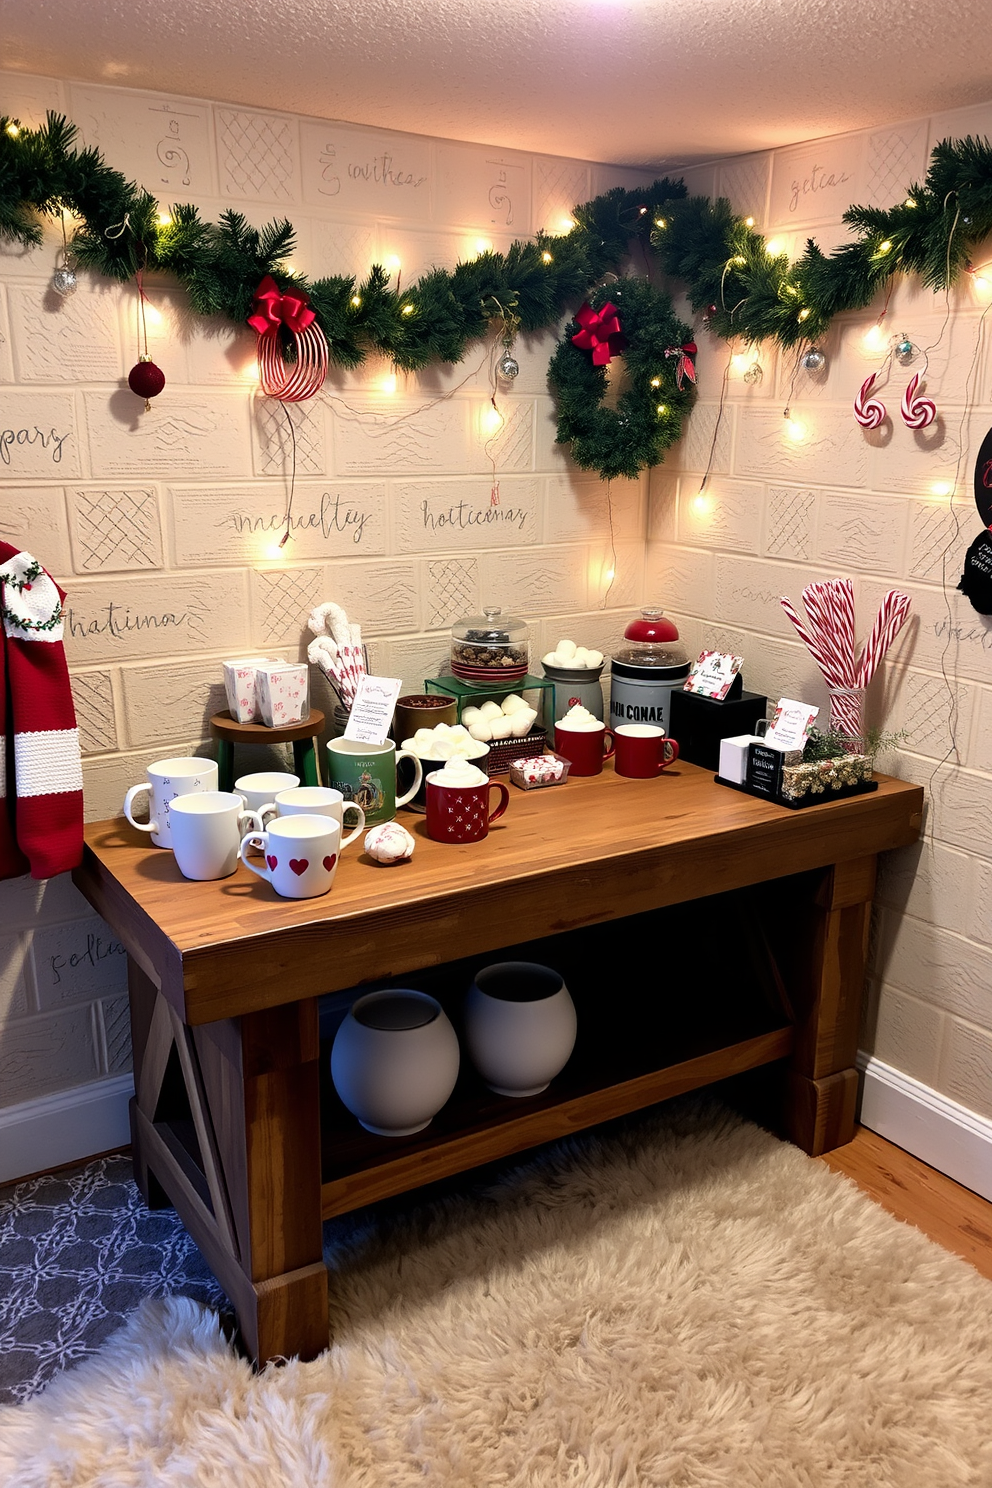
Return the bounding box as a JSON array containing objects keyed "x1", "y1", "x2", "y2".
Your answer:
[{"x1": 0, "y1": 543, "x2": 84, "y2": 881}]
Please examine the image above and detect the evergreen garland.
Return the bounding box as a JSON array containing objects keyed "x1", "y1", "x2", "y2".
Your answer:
[
  {"x1": 548, "y1": 280, "x2": 695, "y2": 481},
  {"x1": 4, "y1": 111, "x2": 992, "y2": 477}
]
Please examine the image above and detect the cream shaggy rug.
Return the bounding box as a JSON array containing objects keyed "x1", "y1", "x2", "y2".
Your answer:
[{"x1": 2, "y1": 1101, "x2": 991, "y2": 1488}]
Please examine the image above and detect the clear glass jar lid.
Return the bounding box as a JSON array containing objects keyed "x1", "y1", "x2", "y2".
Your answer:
[{"x1": 451, "y1": 605, "x2": 528, "y2": 647}]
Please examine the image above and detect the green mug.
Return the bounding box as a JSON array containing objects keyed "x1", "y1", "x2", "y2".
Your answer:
[{"x1": 326, "y1": 739, "x2": 423, "y2": 826}]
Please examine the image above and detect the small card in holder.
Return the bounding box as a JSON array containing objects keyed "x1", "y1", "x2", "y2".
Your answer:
[{"x1": 684, "y1": 651, "x2": 744, "y2": 701}]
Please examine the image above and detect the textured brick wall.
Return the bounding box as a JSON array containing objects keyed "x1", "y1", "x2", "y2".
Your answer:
[
  {"x1": 648, "y1": 105, "x2": 992, "y2": 1121},
  {"x1": 0, "y1": 70, "x2": 651, "y2": 1115}
]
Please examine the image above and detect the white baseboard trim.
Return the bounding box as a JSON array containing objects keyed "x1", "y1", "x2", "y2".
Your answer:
[
  {"x1": 858, "y1": 1054, "x2": 992, "y2": 1203},
  {"x1": 0, "y1": 1075, "x2": 134, "y2": 1186}
]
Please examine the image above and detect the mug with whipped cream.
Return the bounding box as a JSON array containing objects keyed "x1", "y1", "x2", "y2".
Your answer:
[
  {"x1": 424, "y1": 759, "x2": 510, "y2": 844},
  {"x1": 553, "y1": 704, "x2": 616, "y2": 777}
]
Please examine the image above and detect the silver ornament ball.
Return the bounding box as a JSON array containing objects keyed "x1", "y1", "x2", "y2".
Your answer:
[
  {"x1": 743, "y1": 361, "x2": 763, "y2": 385},
  {"x1": 496, "y1": 351, "x2": 519, "y2": 380},
  {"x1": 52, "y1": 266, "x2": 77, "y2": 297},
  {"x1": 895, "y1": 337, "x2": 915, "y2": 365},
  {"x1": 802, "y1": 347, "x2": 826, "y2": 372}
]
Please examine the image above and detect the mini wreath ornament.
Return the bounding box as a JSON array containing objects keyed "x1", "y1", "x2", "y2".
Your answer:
[
  {"x1": 548, "y1": 278, "x2": 697, "y2": 482},
  {"x1": 248, "y1": 275, "x2": 329, "y2": 402}
]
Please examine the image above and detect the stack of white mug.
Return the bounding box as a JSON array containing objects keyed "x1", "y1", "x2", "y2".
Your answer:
[{"x1": 122, "y1": 761, "x2": 365, "y2": 898}]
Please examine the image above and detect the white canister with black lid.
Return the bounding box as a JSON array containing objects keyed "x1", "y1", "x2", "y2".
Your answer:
[{"x1": 609, "y1": 608, "x2": 689, "y2": 733}]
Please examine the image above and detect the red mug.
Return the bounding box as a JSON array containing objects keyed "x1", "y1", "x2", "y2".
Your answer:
[
  {"x1": 613, "y1": 724, "x2": 679, "y2": 778},
  {"x1": 425, "y1": 776, "x2": 510, "y2": 843},
  {"x1": 554, "y1": 721, "x2": 616, "y2": 777}
]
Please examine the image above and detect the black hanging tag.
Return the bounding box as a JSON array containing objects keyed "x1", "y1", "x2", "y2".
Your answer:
[{"x1": 958, "y1": 528, "x2": 992, "y2": 614}]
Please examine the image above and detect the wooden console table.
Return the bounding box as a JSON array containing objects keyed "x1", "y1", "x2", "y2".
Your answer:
[{"x1": 73, "y1": 763, "x2": 922, "y2": 1364}]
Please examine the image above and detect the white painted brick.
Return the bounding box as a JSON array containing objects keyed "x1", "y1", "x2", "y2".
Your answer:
[
  {"x1": 368, "y1": 635, "x2": 450, "y2": 696},
  {"x1": 907, "y1": 498, "x2": 966, "y2": 582},
  {"x1": 31, "y1": 916, "x2": 128, "y2": 1010},
  {"x1": 392, "y1": 478, "x2": 540, "y2": 552},
  {"x1": 876, "y1": 839, "x2": 977, "y2": 941},
  {"x1": 589, "y1": 164, "x2": 657, "y2": 197},
  {"x1": 874, "y1": 909, "x2": 992, "y2": 1030},
  {"x1": 870, "y1": 983, "x2": 944, "y2": 1088},
  {"x1": 8, "y1": 282, "x2": 121, "y2": 383},
  {"x1": 120, "y1": 661, "x2": 231, "y2": 748},
  {"x1": 325, "y1": 561, "x2": 420, "y2": 636},
  {"x1": 0, "y1": 392, "x2": 80, "y2": 478},
  {"x1": 968, "y1": 856, "x2": 992, "y2": 948},
  {"x1": 473, "y1": 400, "x2": 535, "y2": 475},
  {"x1": 63, "y1": 571, "x2": 248, "y2": 666},
  {"x1": 373, "y1": 228, "x2": 486, "y2": 287},
  {"x1": 99, "y1": 994, "x2": 132, "y2": 1074},
  {"x1": 0, "y1": 289, "x2": 12, "y2": 382},
  {"x1": 814, "y1": 492, "x2": 907, "y2": 574},
  {"x1": 643, "y1": 543, "x2": 716, "y2": 619},
  {"x1": 72, "y1": 669, "x2": 119, "y2": 755},
  {"x1": 251, "y1": 395, "x2": 330, "y2": 478},
  {"x1": 82, "y1": 390, "x2": 251, "y2": 479},
  {"x1": 170, "y1": 482, "x2": 386, "y2": 565},
  {"x1": 0, "y1": 72, "x2": 65, "y2": 127},
  {"x1": 722, "y1": 632, "x2": 823, "y2": 714},
  {"x1": 677, "y1": 479, "x2": 762, "y2": 553},
  {"x1": 924, "y1": 765, "x2": 992, "y2": 856},
  {"x1": 300, "y1": 120, "x2": 432, "y2": 220},
  {"x1": 532, "y1": 158, "x2": 590, "y2": 235},
  {"x1": 937, "y1": 1018, "x2": 992, "y2": 1122},
  {"x1": 248, "y1": 567, "x2": 324, "y2": 648},
  {"x1": 857, "y1": 577, "x2": 992, "y2": 685},
  {"x1": 928, "y1": 102, "x2": 992, "y2": 153},
  {"x1": 480, "y1": 547, "x2": 589, "y2": 618},
  {"x1": 713, "y1": 555, "x2": 828, "y2": 638},
  {"x1": 646, "y1": 474, "x2": 677, "y2": 543},
  {"x1": 587, "y1": 541, "x2": 641, "y2": 612},
  {"x1": 0, "y1": 228, "x2": 50, "y2": 284},
  {"x1": 865, "y1": 121, "x2": 929, "y2": 210},
  {"x1": 332, "y1": 398, "x2": 472, "y2": 476},
  {"x1": 0, "y1": 872, "x2": 94, "y2": 931},
  {"x1": 717, "y1": 154, "x2": 771, "y2": 226},
  {"x1": 672, "y1": 401, "x2": 735, "y2": 479},
  {"x1": 0, "y1": 1004, "x2": 100, "y2": 1109},
  {"x1": 865, "y1": 409, "x2": 966, "y2": 498},
  {"x1": 888, "y1": 670, "x2": 975, "y2": 764},
  {"x1": 965, "y1": 686, "x2": 992, "y2": 776},
  {"x1": 309, "y1": 217, "x2": 380, "y2": 280},
  {"x1": 768, "y1": 136, "x2": 867, "y2": 230},
  {"x1": 0, "y1": 934, "x2": 32, "y2": 1021},
  {"x1": 544, "y1": 476, "x2": 643, "y2": 546},
  {"x1": 68, "y1": 84, "x2": 215, "y2": 199},
  {"x1": 424, "y1": 558, "x2": 479, "y2": 630},
  {"x1": 67, "y1": 487, "x2": 163, "y2": 572},
  {"x1": 735, "y1": 405, "x2": 868, "y2": 488},
  {"x1": 764, "y1": 486, "x2": 816, "y2": 562},
  {"x1": 435, "y1": 143, "x2": 532, "y2": 235},
  {"x1": 184, "y1": 317, "x2": 258, "y2": 387},
  {"x1": 534, "y1": 395, "x2": 582, "y2": 475},
  {"x1": 0, "y1": 486, "x2": 72, "y2": 577},
  {"x1": 215, "y1": 107, "x2": 300, "y2": 204}
]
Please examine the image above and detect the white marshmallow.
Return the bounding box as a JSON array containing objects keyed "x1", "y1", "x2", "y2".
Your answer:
[
  {"x1": 500, "y1": 694, "x2": 528, "y2": 714},
  {"x1": 510, "y1": 708, "x2": 537, "y2": 737},
  {"x1": 461, "y1": 707, "x2": 483, "y2": 725},
  {"x1": 468, "y1": 721, "x2": 493, "y2": 742},
  {"x1": 489, "y1": 714, "x2": 514, "y2": 739},
  {"x1": 479, "y1": 700, "x2": 503, "y2": 720},
  {"x1": 557, "y1": 638, "x2": 577, "y2": 659},
  {"x1": 586, "y1": 650, "x2": 604, "y2": 668}
]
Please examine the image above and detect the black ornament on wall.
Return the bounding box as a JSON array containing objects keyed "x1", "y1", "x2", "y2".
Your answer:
[{"x1": 960, "y1": 426, "x2": 992, "y2": 614}]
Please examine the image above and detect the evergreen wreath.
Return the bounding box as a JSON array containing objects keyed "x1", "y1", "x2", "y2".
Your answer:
[
  {"x1": 548, "y1": 279, "x2": 696, "y2": 481},
  {"x1": 6, "y1": 112, "x2": 992, "y2": 477}
]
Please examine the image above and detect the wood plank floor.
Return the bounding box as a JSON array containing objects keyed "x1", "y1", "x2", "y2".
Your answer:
[{"x1": 820, "y1": 1126, "x2": 992, "y2": 1281}]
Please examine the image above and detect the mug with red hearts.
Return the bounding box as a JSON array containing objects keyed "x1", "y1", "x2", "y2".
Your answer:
[
  {"x1": 613, "y1": 724, "x2": 680, "y2": 779},
  {"x1": 239, "y1": 814, "x2": 341, "y2": 899}
]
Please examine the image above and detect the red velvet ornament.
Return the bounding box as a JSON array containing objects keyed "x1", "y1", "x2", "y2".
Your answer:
[{"x1": 128, "y1": 355, "x2": 166, "y2": 409}]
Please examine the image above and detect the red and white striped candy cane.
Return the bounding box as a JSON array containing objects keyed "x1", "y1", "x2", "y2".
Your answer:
[
  {"x1": 857, "y1": 590, "x2": 912, "y2": 685},
  {"x1": 257, "y1": 322, "x2": 329, "y2": 403},
  {"x1": 900, "y1": 372, "x2": 936, "y2": 430},
  {"x1": 854, "y1": 373, "x2": 887, "y2": 429}
]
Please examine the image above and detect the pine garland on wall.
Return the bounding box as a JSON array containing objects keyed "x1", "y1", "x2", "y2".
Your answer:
[{"x1": 4, "y1": 112, "x2": 992, "y2": 477}]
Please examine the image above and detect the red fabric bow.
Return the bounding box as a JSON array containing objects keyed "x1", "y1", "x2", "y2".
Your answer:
[
  {"x1": 665, "y1": 341, "x2": 697, "y2": 390},
  {"x1": 571, "y1": 301, "x2": 628, "y2": 366},
  {"x1": 247, "y1": 275, "x2": 317, "y2": 336}
]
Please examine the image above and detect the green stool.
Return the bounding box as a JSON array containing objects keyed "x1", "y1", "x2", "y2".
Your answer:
[{"x1": 209, "y1": 708, "x2": 326, "y2": 792}]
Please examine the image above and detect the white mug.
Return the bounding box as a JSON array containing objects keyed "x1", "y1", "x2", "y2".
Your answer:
[
  {"x1": 235, "y1": 771, "x2": 300, "y2": 814},
  {"x1": 123, "y1": 757, "x2": 219, "y2": 849},
  {"x1": 259, "y1": 786, "x2": 365, "y2": 849},
  {"x1": 169, "y1": 792, "x2": 262, "y2": 881},
  {"x1": 239, "y1": 815, "x2": 342, "y2": 899}
]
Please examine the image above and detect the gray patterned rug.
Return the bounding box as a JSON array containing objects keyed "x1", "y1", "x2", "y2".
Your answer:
[{"x1": 0, "y1": 1153, "x2": 226, "y2": 1405}]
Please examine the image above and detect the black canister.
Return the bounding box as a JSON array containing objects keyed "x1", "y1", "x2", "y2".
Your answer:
[{"x1": 609, "y1": 608, "x2": 689, "y2": 733}]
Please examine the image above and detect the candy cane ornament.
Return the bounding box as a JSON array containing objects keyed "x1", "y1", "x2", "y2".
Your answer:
[
  {"x1": 901, "y1": 372, "x2": 936, "y2": 429},
  {"x1": 854, "y1": 373, "x2": 887, "y2": 429},
  {"x1": 248, "y1": 275, "x2": 329, "y2": 403}
]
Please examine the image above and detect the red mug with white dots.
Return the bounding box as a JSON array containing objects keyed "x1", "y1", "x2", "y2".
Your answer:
[
  {"x1": 425, "y1": 771, "x2": 509, "y2": 844},
  {"x1": 239, "y1": 814, "x2": 341, "y2": 898}
]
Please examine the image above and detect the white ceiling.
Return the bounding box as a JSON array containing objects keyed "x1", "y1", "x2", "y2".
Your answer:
[{"x1": 3, "y1": 0, "x2": 992, "y2": 166}]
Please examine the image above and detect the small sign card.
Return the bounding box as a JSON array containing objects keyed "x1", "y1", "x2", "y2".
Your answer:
[
  {"x1": 684, "y1": 650, "x2": 743, "y2": 700},
  {"x1": 344, "y1": 674, "x2": 404, "y2": 745},
  {"x1": 765, "y1": 697, "x2": 819, "y2": 753}
]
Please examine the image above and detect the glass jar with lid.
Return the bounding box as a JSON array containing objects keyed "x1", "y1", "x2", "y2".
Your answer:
[
  {"x1": 450, "y1": 606, "x2": 529, "y2": 684},
  {"x1": 609, "y1": 607, "x2": 690, "y2": 733}
]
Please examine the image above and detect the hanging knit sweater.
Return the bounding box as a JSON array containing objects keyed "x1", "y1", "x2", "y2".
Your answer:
[{"x1": 0, "y1": 543, "x2": 84, "y2": 881}]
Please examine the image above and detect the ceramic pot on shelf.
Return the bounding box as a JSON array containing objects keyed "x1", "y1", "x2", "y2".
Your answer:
[
  {"x1": 464, "y1": 961, "x2": 577, "y2": 1097},
  {"x1": 330, "y1": 989, "x2": 460, "y2": 1136}
]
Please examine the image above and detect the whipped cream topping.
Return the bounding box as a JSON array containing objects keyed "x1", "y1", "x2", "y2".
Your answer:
[
  {"x1": 429, "y1": 759, "x2": 490, "y2": 789},
  {"x1": 558, "y1": 704, "x2": 603, "y2": 732}
]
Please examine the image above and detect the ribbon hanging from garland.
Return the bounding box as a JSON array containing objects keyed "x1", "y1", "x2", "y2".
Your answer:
[
  {"x1": 664, "y1": 341, "x2": 697, "y2": 390},
  {"x1": 571, "y1": 301, "x2": 628, "y2": 365},
  {"x1": 248, "y1": 275, "x2": 329, "y2": 402}
]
